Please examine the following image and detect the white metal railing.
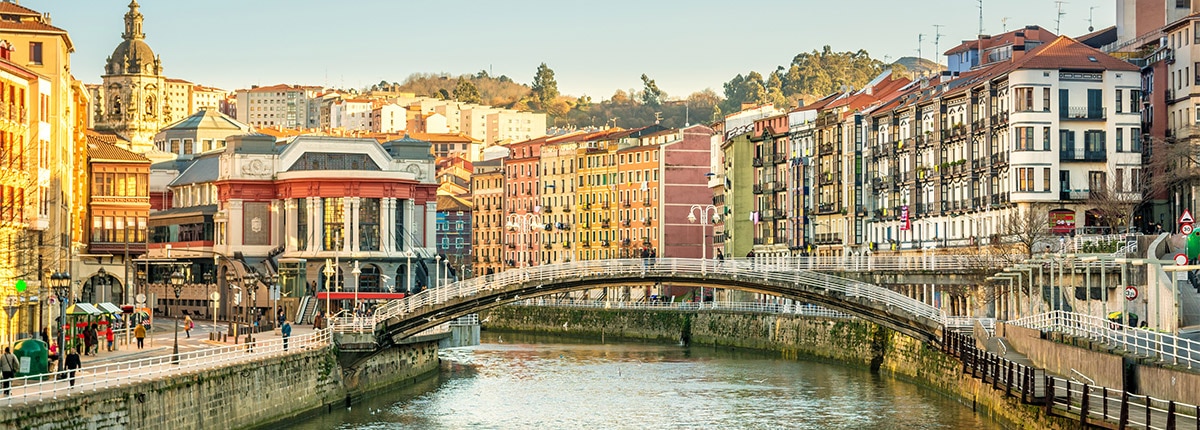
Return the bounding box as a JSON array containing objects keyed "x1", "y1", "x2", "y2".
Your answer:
[
  {"x1": 0, "y1": 328, "x2": 332, "y2": 405},
  {"x1": 344, "y1": 258, "x2": 946, "y2": 335},
  {"x1": 509, "y1": 298, "x2": 855, "y2": 319},
  {"x1": 1010, "y1": 311, "x2": 1200, "y2": 369},
  {"x1": 728, "y1": 254, "x2": 1022, "y2": 272}
]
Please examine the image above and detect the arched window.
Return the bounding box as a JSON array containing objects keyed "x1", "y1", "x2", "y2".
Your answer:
[
  {"x1": 145, "y1": 95, "x2": 154, "y2": 115},
  {"x1": 359, "y1": 264, "x2": 381, "y2": 292}
]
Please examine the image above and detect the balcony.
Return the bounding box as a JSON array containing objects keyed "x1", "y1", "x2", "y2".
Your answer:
[
  {"x1": 818, "y1": 143, "x2": 835, "y2": 155},
  {"x1": 581, "y1": 240, "x2": 591, "y2": 248},
  {"x1": 753, "y1": 157, "x2": 764, "y2": 167},
  {"x1": 1060, "y1": 106, "x2": 1106, "y2": 120},
  {"x1": 753, "y1": 237, "x2": 767, "y2": 245},
  {"x1": 622, "y1": 200, "x2": 631, "y2": 208},
  {"x1": 763, "y1": 209, "x2": 777, "y2": 220},
  {"x1": 643, "y1": 218, "x2": 653, "y2": 226},
  {"x1": 990, "y1": 152, "x2": 1009, "y2": 165},
  {"x1": 772, "y1": 153, "x2": 788, "y2": 164},
  {"x1": 543, "y1": 205, "x2": 554, "y2": 214},
  {"x1": 1059, "y1": 149, "x2": 1106, "y2": 162},
  {"x1": 601, "y1": 221, "x2": 611, "y2": 229},
  {"x1": 753, "y1": 184, "x2": 764, "y2": 194},
  {"x1": 773, "y1": 181, "x2": 786, "y2": 192},
  {"x1": 562, "y1": 206, "x2": 571, "y2": 213},
  {"x1": 543, "y1": 243, "x2": 552, "y2": 249},
  {"x1": 817, "y1": 203, "x2": 836, "y2": 214},
  {"x1": 601, "y1": 240, "x2": 610, "y2": 247},
  {"x1": 814, "y1": 232, "x2": 843, "y2": 245},
  {"x1": 621, "y1": 219, "x2": 630, "y2": 227},
  {"x1": 1061, "y1": 190, "x2": 1090, "y2": 200},
  {"x1": 622, "y1": 238, "x2": 631, "y2": 247},
  {"x1": 581, "y1": 203, "x2": 591, "y2": 210}
]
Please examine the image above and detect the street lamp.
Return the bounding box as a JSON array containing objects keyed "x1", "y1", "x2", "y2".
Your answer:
[
  {"x1": 323, "y1": 260, "x2": 335, "y2": 317},
  {"x1": 169, "y1": 270, "x2": 184, "y2": 363},
  {"x1": 49, "y1": 271, "x2": 70, "y2": 372},
  {"x1": 506, "y1": 213, "x2": 544, "y2": 269},
  {"x1": 350, "y1": 262, "x2": 361, "y2": 317},
  {"x1": 225, "y1": 271, "x2": 239, "y2": 340},
  {"x1": 688, "y1": 204, "x2": 720, "y2": 304},
  {"x1": 242, "y1": 272, "x2": 259, "y2": 338}
]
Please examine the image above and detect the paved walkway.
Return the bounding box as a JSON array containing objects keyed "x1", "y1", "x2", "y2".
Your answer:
[{"x1": 0, "y1": 319, "x2": 326, "y2": 406}]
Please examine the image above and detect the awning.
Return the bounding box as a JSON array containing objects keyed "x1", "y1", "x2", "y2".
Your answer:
[
  {"x1": 66, "y1": 303, "x2": 102, "y2": 316},
  {"x1": 95, "y1": 302, "x2": 123, "y2": 314}
]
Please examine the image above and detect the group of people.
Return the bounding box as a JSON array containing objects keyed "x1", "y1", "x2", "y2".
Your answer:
[{"x1": 78, "y1": 323, "x2": 116, "y2": 356}]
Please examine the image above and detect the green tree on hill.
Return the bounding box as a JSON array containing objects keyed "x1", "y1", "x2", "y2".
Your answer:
[{"x1": 454, "y1": 79, "x2": 481, "y2": 104}]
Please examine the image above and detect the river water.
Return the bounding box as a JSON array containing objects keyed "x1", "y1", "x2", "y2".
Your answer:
[{"x1": 290, "y1": 332, "x2": 1003, "y2": 429}]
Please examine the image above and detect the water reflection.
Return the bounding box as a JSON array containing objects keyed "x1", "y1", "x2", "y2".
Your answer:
[{"x1": 288, "y1": 332, "x2": 1001, "y2": 429}]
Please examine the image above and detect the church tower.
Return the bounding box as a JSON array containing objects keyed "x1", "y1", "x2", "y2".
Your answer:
[{"x1": 93, "y1": 0, "x2": 166, "y2": 153}]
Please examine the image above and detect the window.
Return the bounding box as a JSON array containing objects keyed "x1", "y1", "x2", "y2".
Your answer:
[
  {"x1": 1043, "y1": 127, "x2": 1051, "y2": 150},
  {"x1": 394, "y1": 201, "x2": 407, "y2": 251},
  {"x1": 1116, "y1": 128, "x2": 1124, "y2": 152},
  {"x1": 1017, "y1": 168, "x2": 1035, "y2": 191},
  {"x1": 1015, "y1": 127, "x2": 1035, "y2": 150},
  {"x1": 297, "y1": 199, "x2": 308, "y2": 251},
  {"x1": 359, "y1": 198, "x2": 380, "y2": 251},
  {"x1": 1116, "y1": 90, "x2": 1123, "y2": 113},
  {"x1": 28, "y1": 42, "x2": 41, "y2": 65},
  {"x1": 1044, "y1": 167, "x2": 1051, "y2": 192},
  {"x1": 1132, "y1": 128, "x2": 1143, "y2": 152},
  {"x1": 1015, "y1": 88, "x2": 1034, "y2": 111},
  {"x1": 1116, "y1": 168, "x2": 1125, "y2": 192},
  {"x1": 1130, "y1": 89, "x2": 1140, "y2": 113},
  {"x1": 323, "y1": 197, "x2": 344, "y2": 250},
  {"x1": 1043, "y1": 88, "x2": 1051, "y2": 112},
  {"x1": 1084, "y1": 130, "x2": 1106, "y2": 154}
]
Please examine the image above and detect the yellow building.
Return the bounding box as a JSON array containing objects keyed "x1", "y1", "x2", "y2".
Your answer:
[
  {"x1": 574, "y1": 131, "x2": 621, "y2": 261},
  {"x1": 0, "y1": 1, "x2": 88, "y2": 339}
]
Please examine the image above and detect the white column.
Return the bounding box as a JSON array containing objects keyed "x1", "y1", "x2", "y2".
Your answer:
[
  {"x1": 350, "y1": 197, "x2": 362, "y2": 252},
  {"x1": 342, "y1": 198, "x2": 353, "y2": 253},
  {"x1": 228, "y1": 200, "x2": 245, "y2": 248},
  {"x1": 382, "y1": 198, "x2": 396, "y2": 253},
  {"x1": 285, "y1": 199, "x2": 297, "y2": 252},
  {"x1": 404, "y1": 199, "x2": 415, "y2": 248},
  {"x1": 312, "y1": 197, "x2": 323, "y2": 253},
  {"x1": 425, "y1": 202, "x2": 437, "y2": 251}
]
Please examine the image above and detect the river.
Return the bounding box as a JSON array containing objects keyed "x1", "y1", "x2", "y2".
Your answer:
[{"x1": 289, "y1": 332, "x2": 1003, "y2": 429}]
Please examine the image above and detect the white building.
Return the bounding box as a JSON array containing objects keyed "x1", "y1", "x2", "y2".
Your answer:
[{"x1": 234, "y1": 84, "x2": 323, "y2": 129}]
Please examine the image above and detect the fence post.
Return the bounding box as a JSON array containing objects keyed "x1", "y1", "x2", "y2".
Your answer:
[
  {"x1": 1080, "y1": 384, "x2": 1090, "y2": 427},
  {"x1": 1118, "y1": 391, "x2": 1128, "y2": 430},
  {"x1": 1044, "y1": 375, "x2": 1053, "y2": 415},
  {"x1": 1103, "y1": 387, "x2": 1109, "y2": 423},
  {"x1": 1167, "y1": 400, "x2": 1176, "y2": 430},
  {"x1": 991, "y1": 355, "x2": 999, "y2": 390}
]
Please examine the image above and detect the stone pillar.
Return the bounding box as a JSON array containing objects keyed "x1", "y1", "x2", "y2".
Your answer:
[
  {"x1": 228, "y1": 200, "x2": 244, "y2": 248},
  {"x1": 404, "y1": 199, "x2": 415, "y2": 249},
  {"x1": 283, "y1": 199, "x2": 296, "y2": 252},
  {"x1": 342, "y1": 198, "x2": 353, "y2": 253},
  {"x1": 425, "y1": 201, "x2": 437, "y2": 252},
  {"x1": 350, "y1": 197, "x2": 362, "y2": 252},
  {"x1": 382, "y1": 198, "x2": 395, "y2": 253},
  {"x1": 312, "y1": 197, "x2": 323, "y2": 253}
]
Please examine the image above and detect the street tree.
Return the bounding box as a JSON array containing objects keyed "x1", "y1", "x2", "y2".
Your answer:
[{"x1": 531, "y1": 63, "x2": 559, "y2": 107}]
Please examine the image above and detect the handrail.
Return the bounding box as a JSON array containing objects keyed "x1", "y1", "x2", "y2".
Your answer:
[
  {"x1": 0, "y1": 328, "x2": 333, "y2": 405},
  {"x1": 1011, "y1": 311, "x2": 1200, "y2": 369},
  {"x1": 508, "y1": 298, "x2": 856, "y2": 319},
  {"x1": 338, "y1": 258, "x2": 947, "y2": 336},
  {"x1": 1071, "y1": 368, "x2": 1096, "y2": 385}
]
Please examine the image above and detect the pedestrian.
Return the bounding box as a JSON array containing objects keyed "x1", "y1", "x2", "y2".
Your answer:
[
  {"x1": 104, "y1": 325, "x2": 114, "y2": 352},
  {"x1": 0, "y1": 347, "x2": 17, "y2": 395},
  {"x1": 83, "y1": 324, "x2": 97, "y2": 356},
  {"x1": 65, "y1": 346, "x2": 80, "y2": 388},
  {"x1": 716, "y1": 249, "x2": 724, "y2": 262},
  {"x1": 40, "y1": 327, "x2": 50, "y2": 344},
  {"x1": 277, "y1": 309, "x2": 285, "y2": 327},
  {"x1": 134, "y1": 322, "x2": 146, "y2": 349},
  {"x1": 281, "y1": 320, "x2": 292, "y2": 351},
  {"x1": 184, "y1": 315, "x2": 193, "y2": 339}
]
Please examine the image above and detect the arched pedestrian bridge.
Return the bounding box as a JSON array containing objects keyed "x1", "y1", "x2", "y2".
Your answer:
[{"x1": 333, "y1": 258, "x2": 950, "y2": 350}]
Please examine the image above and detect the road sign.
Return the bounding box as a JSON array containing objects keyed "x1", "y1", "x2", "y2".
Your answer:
[
  {"x1": 1124, "y1": 286, "x2": 1139, "y2": 301},
  {"x1": 4, "y1": 296, "x2": 17, "y2": 307},
  {"x1": 1182, "y1": 209, "x2": 1195, "y2": 225},
  {"x1": 1177, "y1": 253, "x2": 1190, "y2": 266},
  {"x1": 209, "y1": 292, "x2": 220, "y2": 301},
  {"x1": 1184, "y1": 224, "x2": 1195, "y2": 235},
  {"x1": 136, "y1": 293, "x2": 146, "y2": 304}
]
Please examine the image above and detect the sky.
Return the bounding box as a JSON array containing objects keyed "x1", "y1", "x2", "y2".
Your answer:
[{"x1": 28, "y1": 0, "x2": 1115, "y2": 99}]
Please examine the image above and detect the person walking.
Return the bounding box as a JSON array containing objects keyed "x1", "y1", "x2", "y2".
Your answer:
[
  {"x1": 83, "y1": 324, "x2": 97, "y2": 356},
  {"x1": 134, "y1": 322, "x2": 146, "y2": 349},
  {"x1": 184, "y1": 315, "x2": 193, "y2": 339},
  {"x1": 0, "y1": 347, "x2": 17, "y2": 395},
  {"x1": 104, "y1": 325, "x2": 114, "y2": 352},
  {"x1": 281, "y1": 320, "x2": 292, "y2": 351},
  {"x1": 65, "y1": 346, "x2": 81, "y2": 388}
]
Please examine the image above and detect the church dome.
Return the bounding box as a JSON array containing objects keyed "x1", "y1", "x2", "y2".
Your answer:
[
  {"x1": 105, "y1": 0, "x2": 159, "y2": 76},
  {"x1": 107, "y1": 38, "x2": 157, "y2": 75}
]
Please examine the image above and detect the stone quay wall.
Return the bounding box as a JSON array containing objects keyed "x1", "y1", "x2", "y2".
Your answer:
[
  {"x1": 482, "y1": 306, "x2": 1077, "y2": 429},
  {"x1": 0, "y1": 340, "x2": 440, "y2": 430}
]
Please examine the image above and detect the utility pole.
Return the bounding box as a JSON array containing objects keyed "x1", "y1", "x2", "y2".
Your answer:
[
  {"x1": 1001, "y1": 17, "x2": 1010, "y2": 32},
  {"x1": 933, "y1": 25, "x2": 945, "y2": 68},
  {"x1": 977, "y1": 0, "x2": 984, "y2": 36},
  {"x1": 917, "y1": 33, "x2": 926, "y2": 64},
  {"x1": 1055, "y1": 1, "x2": 1069, "y2": 35},
  {"x1": 1088, "y1": 6, "x2": 1097, "y2": 32}
]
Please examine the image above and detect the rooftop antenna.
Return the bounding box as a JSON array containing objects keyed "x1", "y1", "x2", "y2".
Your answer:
[
  {"x1": 1055, "y1": 1, "x2": 1068, "y2": 35},
  {"x1": 917, "y1": 33, "x2": 926, "y2": 64},
  {"x1": 977, "y1": 0, "x2": 985, "y2": 36},
  {"x1": 1087, "y1": 6, "x2": 1097, "y2": 32},
  {"x1": 933, "y1": 25, "x2": 945, "y2": 68},
  {"x1": 1001, "y1": 17, "x2": 1010, "y2": 32}
]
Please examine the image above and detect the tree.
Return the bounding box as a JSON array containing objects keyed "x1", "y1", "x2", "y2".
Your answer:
[
  {"x1": 640, "y1": 74, "x2": 663, "y2": 107},
  {"x1": 531, "y1": 63, "x2": 559, "y2": 108},
  {"x1": 1005, "y1": 206, "x2": 1053, "y2": 258},
  {"x1": 454, "y1": 79, "x2": 482, "y2": 104},
  {"x1": 1086, "y1": 168, "x2": 1154, "y2": 234}
]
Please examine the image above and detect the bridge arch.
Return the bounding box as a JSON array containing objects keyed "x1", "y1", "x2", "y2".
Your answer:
[{"x1": 364, "y1": 259, "x2": 945, "y2": 348}]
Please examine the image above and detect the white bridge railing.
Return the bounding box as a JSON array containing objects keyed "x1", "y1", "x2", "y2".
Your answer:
[
  {"x1": 732, "y1": 254, "x2": 1022, "y2": 272},
  {"x1": 350, "y1": 258, "x2": 945, "y2": 334},
  {"x1": 1010, "y1": 311, "x2": 1200, "y2": 369},
  {"x1": 510, "y1": 298, "x2": 855, "y2": 319},
  {"x1": 0, "y1": 328, "x2": 332, "y2": 405}
]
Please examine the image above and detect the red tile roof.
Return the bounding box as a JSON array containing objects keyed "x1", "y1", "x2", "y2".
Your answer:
[
  {"x1": 0, "y1": 2, "x2": 43, "y2": 17},
  {"x1": 944, "y1": 26, "x2": 1056, "y2": 55},
  {"x1": 1010, "y1": 35, "x2": 1139, "y2": 72},
  {"x1": 86, "y1": 131, "x2": 149, "y2": 163}
]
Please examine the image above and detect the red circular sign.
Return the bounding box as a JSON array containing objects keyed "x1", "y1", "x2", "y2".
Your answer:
[
  {"x1": 1177, "y1": 253, "x2": 1190, "y2": 266},
  {"x1": 1184, "y1": 224, "x2": 1195, "y2": 235},
  {"x1": 1124, "y1": 286, "x2": 1139, "y2": 301}
]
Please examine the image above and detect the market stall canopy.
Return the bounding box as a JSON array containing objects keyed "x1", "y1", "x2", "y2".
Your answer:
[
  {"x1": 95, "y1": 303, "x2": 122, "y2": 314},
  {"x1": 66, "y1": 303, "x2": 102, "y2": 316}
]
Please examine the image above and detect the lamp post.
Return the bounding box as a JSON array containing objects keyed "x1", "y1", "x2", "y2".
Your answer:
[
  {"x1": 169, "y1": 270, "x2": 184, "y2": 363},
  {"x1": 49, "y1": 272, "x2": 70, "y2": 372},
  {"x1": 323, "y1": 260, "x2": 335, "y2": 316},
  {"x1": 243, "y1": 272, "x2": 259, "y2": 338},
  {"x1": 225, "y1": 271, "x2": 239, "y2": 341},
  {"x1": 350, "y1": 262, "x2": 361, "y2": 318},
  {"x1": 265, "y1": 273, "x2": 279, "y2": 329},
  {"x1": 404, "y1": 251, "x2": 414, "y2": 294},
  {"x1": 688, "y1": 204, "x2": 720, "y2": 304},
  {"x1": 505, "y1": 212, "x2": 544, "y2": 269}
]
